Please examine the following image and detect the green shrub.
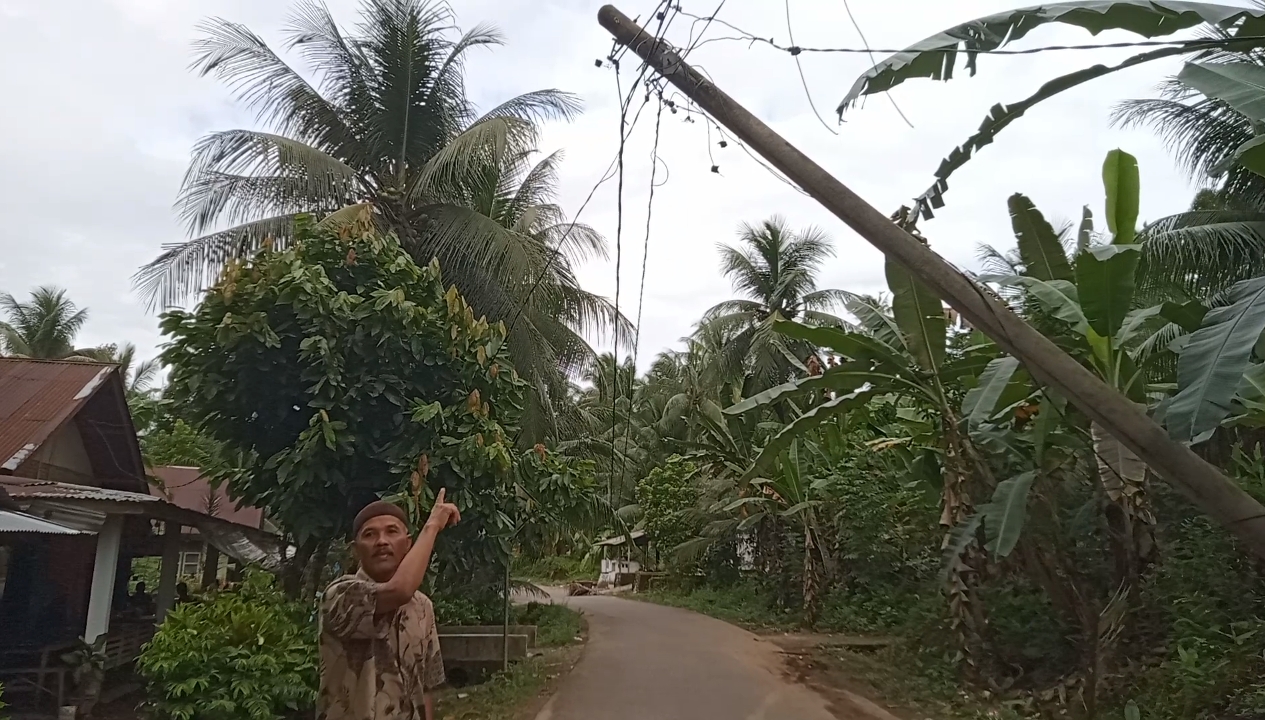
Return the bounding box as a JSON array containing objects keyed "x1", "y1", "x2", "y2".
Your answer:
[
  {"x1": 432, "y1": 595, "x2": 487, "y2": 626},
  {"x1": 138, "y1": 573, "x2": 316, "y2": 720},
  {"x1": 644, "y1": 580, "x2": 796, "y2": 630},
  {"x1": 515, "y1": 553, "x2": 597, "y2": 582},
  {"x1": 513, "y1": 602, "x2": 583, "y2": 647}
]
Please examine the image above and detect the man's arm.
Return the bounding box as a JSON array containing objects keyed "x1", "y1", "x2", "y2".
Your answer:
[
  {"x1": 375, "y1": 488, "x2": 460, "y2": 613},
  {"x1": 423, "y1": 693, "x2": 435, "y2": 720}
]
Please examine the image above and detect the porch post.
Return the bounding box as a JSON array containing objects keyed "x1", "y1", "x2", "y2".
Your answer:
[
  {"x1": 85, "y1": 515, "x2": 124, "y2": 643},
  {"x1": 201, "y1": 542, "x2": 220, "y2": 591},
  {"x1": 155, "y1": 521, "x2": 181, "y2": 622}
]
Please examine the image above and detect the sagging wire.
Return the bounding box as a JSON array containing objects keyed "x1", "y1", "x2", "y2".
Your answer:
[
  {"x1": 675, "y1": 7, "x2": 1265, "y2": 58},
  {"x1": 505, "y1": 0, "x2": 676, "y2": 341},
  {"x1": 783, "y1": 0, "x2": 837, "y2": 135},
  {"x1": 614, "y1": 93, "x2": 669, "y2": 501},
  {"x1": 607, "y1": 1, "x2": 679, "y2": 501},
  {"x1": 839, "y1": 0, "x2": 914, "y2": 128}
]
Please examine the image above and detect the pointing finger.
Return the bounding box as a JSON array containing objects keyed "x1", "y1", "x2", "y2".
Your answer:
[{"x1": 435, "y1": 488, "x2": 446, "y2": 505}]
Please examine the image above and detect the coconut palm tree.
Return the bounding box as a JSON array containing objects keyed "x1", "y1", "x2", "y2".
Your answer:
[
  {"x1": 458, "y1": 147, "x2": 631, "y2": 441},
  {"x1": 81, "y1": 343, "x2": 161, "y2": 398},
  {"x1": 136, "y1": 0, "x2": 624, "y2": 441},
  {"x1": 1112, "y1": 25, "x2": 1265, "y2": 304},
  {"x1": 0, "y1": 287, "x2": 99, "y2": 360},
  {"x1": 699, "y1": 216, "x2": 848, "y2": 390}
]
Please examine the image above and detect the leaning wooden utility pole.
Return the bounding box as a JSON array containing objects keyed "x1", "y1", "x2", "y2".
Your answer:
[{"x1": 597, "y1": 5, "x2": 1265, "y2": 557}]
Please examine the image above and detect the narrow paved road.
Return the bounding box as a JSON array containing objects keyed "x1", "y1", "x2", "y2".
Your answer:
[{"x1": 532, "y1": 592, "x2": 838, "y2": 720}]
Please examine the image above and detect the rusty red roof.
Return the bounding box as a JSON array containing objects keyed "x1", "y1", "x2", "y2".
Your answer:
[
  {"x1": 0, "y1": 358, "x2": 145, "y2": 489},
  {"x1": 150, "y1": 466, "x2": 265, "y2": 529},
  {"x1": 0, "y1": 359, "x2": 114, "y2": 470}
]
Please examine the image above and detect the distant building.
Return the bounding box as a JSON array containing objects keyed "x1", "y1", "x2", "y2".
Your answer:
[{"x1": 148, "y1": 466, "x2": 274, "y2": 586}]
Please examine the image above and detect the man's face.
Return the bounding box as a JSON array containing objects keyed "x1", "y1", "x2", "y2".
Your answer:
[{"x1": 354, "y1": 515, "x2": 412, "y2": 582}]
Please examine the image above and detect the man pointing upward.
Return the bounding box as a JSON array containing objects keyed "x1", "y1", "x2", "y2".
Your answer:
[{"x1": 318, "y1": 489, "x2": 461, "y2": 720}]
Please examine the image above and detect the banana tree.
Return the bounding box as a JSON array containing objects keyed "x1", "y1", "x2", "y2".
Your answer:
[
  {"x1": 981, "y1": 149, "x2": 1161, "y2": 582},
  {"x1": 836, "y1": 1, "x2": 1265, "y2": 220},
  {"x1": 719, "y1": 441, "x2": 836, "y2": 625},
  {"x1": 724, "y1": 251, "x2": 1008, "y2": 666}
]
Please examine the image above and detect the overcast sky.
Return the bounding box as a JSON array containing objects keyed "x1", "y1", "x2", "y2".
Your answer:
[{"x1": 0, "y1": 0, "x2": 1221, "y2": 373}]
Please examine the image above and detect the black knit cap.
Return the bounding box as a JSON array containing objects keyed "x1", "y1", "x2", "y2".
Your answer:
[{"x1": 352, "y1": 500, "x2": 408, "y2": 537}]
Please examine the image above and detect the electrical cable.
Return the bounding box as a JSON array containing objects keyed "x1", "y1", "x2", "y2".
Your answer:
[
  {"x1": 839, "y1": 0, "x2": 914, "y2": 128},
  {"x1": 783, "y1": 0, "x2": 838, "y2": 135}
]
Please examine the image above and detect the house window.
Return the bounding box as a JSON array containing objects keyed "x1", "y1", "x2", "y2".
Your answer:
[{"x1": 179, "y1": 551, "x2": 201, "y2": 577}]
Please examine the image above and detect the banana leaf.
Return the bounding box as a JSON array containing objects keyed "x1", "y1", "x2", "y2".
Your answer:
[
  {"x1": 1009, "y1": 194, "x2": 1074, "y2": 282},
  {"x1": 980, "y1": 470, "x2": 1038, "y2": 557},
  {"x1": 1076, "y1": 244, "x2": 1142, "y2": 341},
  {"x1": 1168, "y1": 275, "x2": 1265, "y2": 442},
  {"x1": 886, "y1": 257, "x2": 946, "y2": 376},
  {"x1": 743, "y1": 388, "x2": 875, "y2": 481},
  {"x1": 839, "y1": 1, "x2": 1264, "y2": 111},
  {"x1": 1103, "y1": 149, "x2": 1140, "y2": 244},
  {"x1": 1177, "y1": 62, "x2": 1265, "y2": 122}
]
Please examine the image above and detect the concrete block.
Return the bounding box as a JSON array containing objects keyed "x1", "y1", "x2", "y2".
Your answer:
[
  {"x1": 438, "y1": 633, "x2": 529, "y2": 663},
  {"x1": 437, "y1": 625, "x2": 537, "y2": 648}
]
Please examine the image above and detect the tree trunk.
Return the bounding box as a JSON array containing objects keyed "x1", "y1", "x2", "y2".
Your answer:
[
  {"x1": 941, "y1": 413, "x2": 993, "y2": 682},
  {"x1": 801, "y1": 528, "x2": 822, "y2": 627},
  {"x1": 1092, "y1": 422, "x2": 1156, "y2": 586},
  {"x1": 303, "y1": 541, "x2": 331, "y2": 599},
  {"x1": 281, "y1": 539, "x2": 316, "y2": 599}
]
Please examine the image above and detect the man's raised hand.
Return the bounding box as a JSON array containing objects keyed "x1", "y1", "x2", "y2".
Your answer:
[{"x1": 425, "y1": 488, "x2": 460, "y2": 531}]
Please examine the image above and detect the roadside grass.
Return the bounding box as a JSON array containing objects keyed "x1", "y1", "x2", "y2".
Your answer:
[
  {"x1": 639, "y1": 582, "x2": 799, "y2": 631},
  {"x1": 514, "y1": 602, "x2": 584, "y2": 647},
  {"x1": 436, "y1": 603, "x2": 585, "y2": 720}
]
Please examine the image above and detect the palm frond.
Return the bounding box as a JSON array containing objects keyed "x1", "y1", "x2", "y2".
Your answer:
[
  {"x1": 473, "y1": 88, "x2": 583, "y2": 127},
  {"x1": 178, "y1": 130, "x2": 361, "y2": 234},
  {"x1": 191, "y1": 17, "x2": 357, "y2": 152},
  {"x1": 1139, "y1": 211, "x2": 1265, "y2": 302},
  {"x1": 134, "y1": 213, "x2": 301, "y2": 309}
]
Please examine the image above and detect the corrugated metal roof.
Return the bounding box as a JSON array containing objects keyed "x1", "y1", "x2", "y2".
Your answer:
[
  {"x1": 595, "y1": 530, "x2": 647, "y2": 546},
  {"x1": 0, "y1": 359, "x2": 115, "y2": 471},
  {"x1": 0, "y1": 508, "x2": 91, "y2": 535},
  {"x1": 151, "y1": 466, "x2": 266, "y2": 529},
  {"x1": 0, "y1": 477, "x2": 159, "y2": 503}
]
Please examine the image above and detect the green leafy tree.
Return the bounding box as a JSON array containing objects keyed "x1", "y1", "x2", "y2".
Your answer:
[
  {"x1": 513, "y1": 449, "x2": 609, "y2": 558},
  {"x1": 635, "y1": 456, "x2": 701, "y2": 563},
  {"x1": 981, "y1": 150, "x2": 1161, "y2": 584},
  {"x1": 160, "y1": 212, "x2": 524, "y2": 604},
  {"x1": 137, "y1": 0, "x2": 620, "y2": 443},
  {"x1": 141, "y1": 418, "x2": 222, "y2": 470}
]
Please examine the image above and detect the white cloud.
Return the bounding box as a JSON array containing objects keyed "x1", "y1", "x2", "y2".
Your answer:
[{"x1": 0, "y1": 0, "x2": 1219, "y2": 372}]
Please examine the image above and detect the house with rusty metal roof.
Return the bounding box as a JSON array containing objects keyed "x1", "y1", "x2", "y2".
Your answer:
[{"x1": 0, "y1": 358, "x2": 282, "y2": 710}]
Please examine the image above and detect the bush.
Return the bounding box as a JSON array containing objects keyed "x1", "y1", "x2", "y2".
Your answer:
[
  {"x1": 513, "y1": 602, "x2": 583, "y2": 647},
  {"x1": 138, "y1": 573, "x2": 316, "y2": 720},
  {"x1": 432, "y1": 595, "x2": 487, "y2": 626},
  {"x1": 514, "y1": 553, "x2": 597, "y2": 582}
]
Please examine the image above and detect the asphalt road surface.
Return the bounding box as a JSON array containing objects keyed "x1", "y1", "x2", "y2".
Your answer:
[{"x1": 531, "y1": 592, "x2": 838, "y2": 720}]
